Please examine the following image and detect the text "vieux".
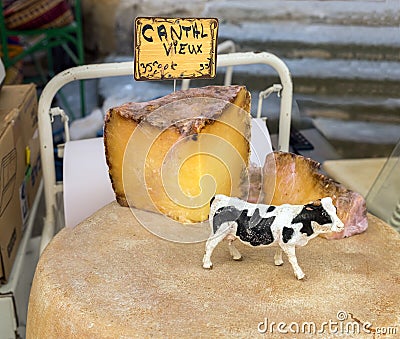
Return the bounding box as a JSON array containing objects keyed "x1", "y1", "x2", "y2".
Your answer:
[{"x1": 141, "y1": 22, "x2": 208, "y2": 56}]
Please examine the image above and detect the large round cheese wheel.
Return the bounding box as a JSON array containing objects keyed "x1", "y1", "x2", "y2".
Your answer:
[{"x1": 27, "y1": 202, "x2": 400, "y2": 338}]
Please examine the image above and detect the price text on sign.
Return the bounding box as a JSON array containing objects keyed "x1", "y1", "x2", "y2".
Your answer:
[{"x1": 134, "y1": 17, "x2": 218, "y2": 81}]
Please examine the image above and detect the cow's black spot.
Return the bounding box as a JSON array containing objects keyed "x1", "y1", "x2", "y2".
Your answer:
[
  {"x1": 212, "y1": 206, "x2": 243, "y2": 233},
  {"x1": 267, "y1": 206, "x2": 276, "y2": 213},
  {"x1": 299, "y1": 221, "x2": 313, "y2": 236},
  {"x1": 291, "y1": 204, "x2": 332, "y2": 236},
  {"x1": 236, "y1": 210, "x2": 276, "y2": 246},
  {"x1": 234, "y1": 209, "x2": 251, "y2": 239},
  {"x1": 249, "y1": 208, "x2": 262, "y2": 229},
  {"x1": 210, "y1": 196, "x2": 215, "y2": 207},
  {"x1": 282, "y1": 227, "x2": 294, "y2": 243}
]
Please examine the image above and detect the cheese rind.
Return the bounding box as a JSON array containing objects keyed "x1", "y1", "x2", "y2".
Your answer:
[
  {"x1": 104, "y1": 85, "x2": 251, "y2": 223},
  {"x1": 26, "y1": 202, "x2": 400, "y2": 338},
  {"x1": 262, "y1": 151, "x2": 368, "y2": 238}
]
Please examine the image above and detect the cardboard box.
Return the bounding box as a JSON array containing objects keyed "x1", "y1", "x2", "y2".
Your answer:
[
  {"x1": 0, "y1": 84, "x2": 41, "y2": 283},
  {"x1": 0, "y1": 236, "x2": 41, "y2": 338}
]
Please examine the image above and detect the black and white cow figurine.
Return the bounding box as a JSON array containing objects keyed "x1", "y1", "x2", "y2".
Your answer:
[{"x1": 202, "y1": 194, "x2": 344, "y2": 279}]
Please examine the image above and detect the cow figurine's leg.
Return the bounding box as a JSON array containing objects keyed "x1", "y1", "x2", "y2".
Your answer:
[
  {"x1": 227, "y1": 236, "x2": 242, "y2": 261},
  {"x1": 274, "y1": 248, "x2": 284, "y2": 266},
  {"x1": 280, "y1": 244, "x2": 305, "y2": 280},
  {"x1": 203, "y1": 222, "x2": 235, "y2": 269}
]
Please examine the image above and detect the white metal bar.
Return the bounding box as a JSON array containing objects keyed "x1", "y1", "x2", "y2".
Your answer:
[
  {"x1": 38, "y1": 51, "x2": 293, "y2": 252},
  {"x1": 181, "y1": 79, "x2": 190, "y2": 91},
  {"x1": 217, "y1": 52, "x2": 293, "y2": 152},
  {"x1": 217, "y1": 40, "x2": 236, "y2": 86},
  {"x1": 256, "y1": 84, "x2": 283, "y2": 119},
  {"x1": 181, "y1": 40, "x2": 236, "y2": 90},
  {"x1": 38, "y1": 62, "x2": 137, "y2": 252},
  {"x1": 50, "y1": 107, "x2": 71, "y2": 142}
]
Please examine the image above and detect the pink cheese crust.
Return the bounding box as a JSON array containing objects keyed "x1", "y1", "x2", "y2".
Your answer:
[{"x1": 246, "y1": 152, "x2": 368, "y2": 239}]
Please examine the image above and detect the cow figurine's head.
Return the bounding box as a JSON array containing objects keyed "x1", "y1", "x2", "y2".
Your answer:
[{"x1": 303, "y1": 197, "x2": 345, "y2": 235}]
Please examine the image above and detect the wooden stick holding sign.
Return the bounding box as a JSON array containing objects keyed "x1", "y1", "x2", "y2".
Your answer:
[{"x1": 134, "y1": 17, "x2": 218, "y2": 81}]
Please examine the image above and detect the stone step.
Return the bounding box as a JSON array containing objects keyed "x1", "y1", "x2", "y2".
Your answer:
[
  {"x1": 153, "y1": 56, "x2": 400, "y2": 124},
  {"x1": 313, "y1": 117, "x2": 400, "y2": 158},
  {"x1": 296, "y1": 95, "x2": 400, "y2": 125},
  {"x1": 219, "y1": 22, "x2": 400, "y2": 62},
  {"x1": 203, "y1": 0, "x2": 399, "y2": 27},
  {"x1": 98, "y1": 57, "x2": 400, "y2": 124},
  {"x1": 214, "y1": 19, "x2": 400, "y2": 125},
  {"x1": 254, "y1": 93, "x2": 400, "y2": 126},
  {"x1": 210, "y1": 57, "x2": 400, "y2": 98},
  {"x1": 251, "y1": 92, "x2": 400, "y2": 132}
]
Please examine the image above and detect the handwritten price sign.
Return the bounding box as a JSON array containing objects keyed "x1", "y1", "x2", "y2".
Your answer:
[{"x1": 134, "y1": 17, "x2": 218, "y2": 81}]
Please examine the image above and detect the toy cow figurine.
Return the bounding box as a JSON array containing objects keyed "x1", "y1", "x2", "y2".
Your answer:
[{"x1": 202, "y1": 194, "x2": 344, "y2": 279}]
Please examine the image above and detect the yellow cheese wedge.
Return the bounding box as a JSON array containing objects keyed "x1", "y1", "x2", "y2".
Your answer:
[{"x1": 104, "y1": 85, "x2": 251, "y2": 223}]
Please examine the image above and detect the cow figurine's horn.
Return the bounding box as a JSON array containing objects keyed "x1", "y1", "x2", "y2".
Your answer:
[{"x1": 312, "y1": 199, "x2": 322, "y2": 206}]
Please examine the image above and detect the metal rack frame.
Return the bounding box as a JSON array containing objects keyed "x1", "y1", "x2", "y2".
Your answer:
[{"x1": 37, "y1": 51, "x2": 293, "y2": 252}]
